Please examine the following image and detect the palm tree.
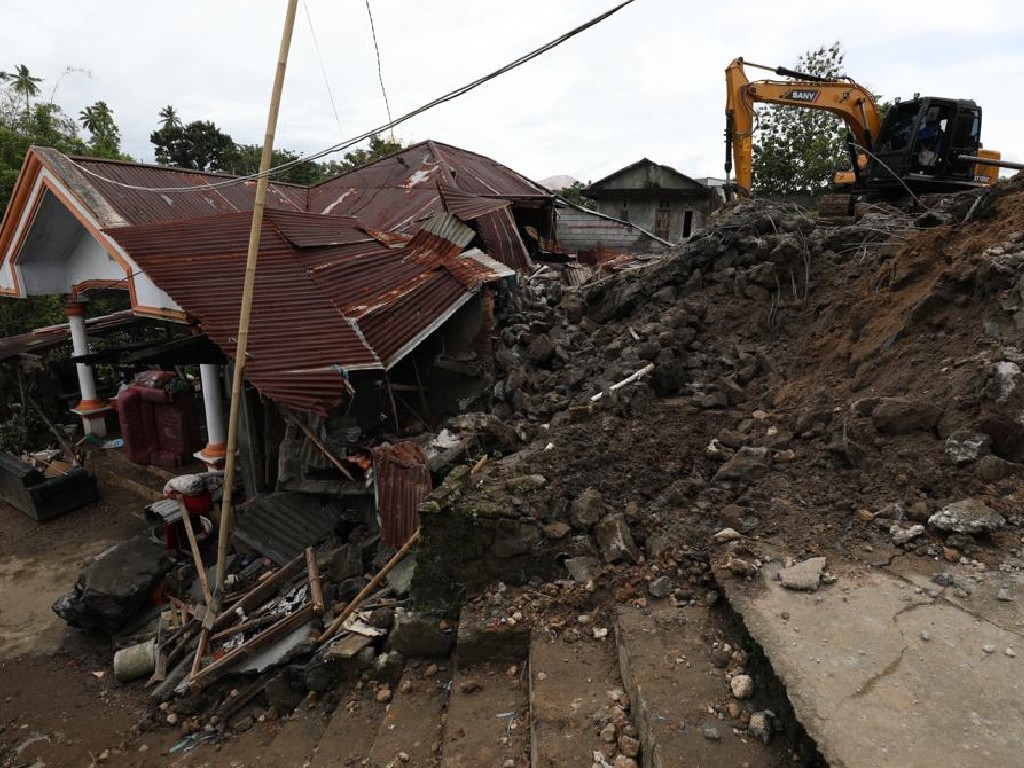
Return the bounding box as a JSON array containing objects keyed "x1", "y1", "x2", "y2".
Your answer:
[
  {"x1": 8, "y1": 64, "x2": 42, "y2": 119},
  {"x1": 79, "y1": 101, "x2": 110, "y2": 134},
  {"x1": 158, "y1": 105, "x2": 181, "y2": 131}
]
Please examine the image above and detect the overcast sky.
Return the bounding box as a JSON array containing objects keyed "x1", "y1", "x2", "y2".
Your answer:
[{"x1": 3, "y1": 0, "x2": 1022, "y2": 184}]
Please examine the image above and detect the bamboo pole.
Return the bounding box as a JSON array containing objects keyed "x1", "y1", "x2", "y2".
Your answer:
[
  {"x1": 215, "y1": 0, "x2": 301, "y2": 595},
  {"x1": 306, "y1": 547, "x2": 325, "y2": 616},
  {"x1": 178, "y1": 497, "x2": 213, "y2": 608},
  {"x1": 317, "y1": 530, "x2": 419, "y2": 645}
]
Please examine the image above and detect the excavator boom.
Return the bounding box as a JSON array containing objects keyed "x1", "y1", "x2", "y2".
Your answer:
[{"x1": 725, "y1": 57, "x2": 883, "y2": 196}]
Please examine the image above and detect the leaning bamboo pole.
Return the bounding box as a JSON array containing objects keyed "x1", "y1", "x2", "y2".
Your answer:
[{"x1": 214, "y1": 0, "x2": 300, "y2": 595}]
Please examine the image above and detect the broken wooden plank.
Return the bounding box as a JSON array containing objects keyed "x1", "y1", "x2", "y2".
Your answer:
[
  {"x1": 284, "y1": 412, "x2": 356, "y2": 481},
  {"x1": 179, "y1": 497, "x2": 213, "y2": 608},
  {"x1": 190, "y1": 605, "x2": 315, "y2": 692},
  {"x1": 306, "y1": 547, "x2": 324, "y2": 616},
  {"x1": 318, "y1": 531, "x2": 419, "y2": 645},
  {"x1": 211, "y1": 553, "x2": 306, "y2": 633},
  {"x1": 324, "y1": 632, "x2": 372, "y2": 659}
]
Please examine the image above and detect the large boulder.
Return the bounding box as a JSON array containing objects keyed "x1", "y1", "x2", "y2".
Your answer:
[
  {"x1": 53, "y1": 536, "x2": 172, "y2": 633},
  {"x1": 929, "y1": 499, "x2": 1005, "y2": 535},
  {"x1": 871, "y1": 398, "x2": 941, "y2": 435},
  {"x1": 595, "y1": 513, "x2": 639, "y2": 564}
]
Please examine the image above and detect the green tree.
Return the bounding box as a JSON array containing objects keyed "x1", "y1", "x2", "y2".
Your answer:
[
  {"x1": 1, "y1": 64, "x2": 42, "y2": 120},
  {"x1": 327, "y1": 134, "x2": 404, "y2": 174},
  {"x1": 157, "y1": 105, "x2": 181, "y2": 132},
  {"x1": 79, "y1": 101, "x2": 122, "y2": 157},
  {"x1": 751, "y1": 42, "x2": 864, "y2": 196},
  {"x1": 150, "y1": 119, "x2": 235, "y2": 172},
  {"x1": 559, "y1": 181, "x2": 596, "y2": 208},
  {"x1": 225, "y1": 143, "x2": 324, "y2": 185}
]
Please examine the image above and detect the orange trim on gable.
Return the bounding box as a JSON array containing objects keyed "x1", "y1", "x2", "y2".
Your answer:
[{"x1": 0, "y1": 150, "x2": 42, "y2": 265}]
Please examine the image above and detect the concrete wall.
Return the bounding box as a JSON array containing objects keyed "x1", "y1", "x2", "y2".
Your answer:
[
  {"x1": 555, "y1": 206, "x2": 651, "y2": 252},
  {"x1": 593, "y1": 196, "x2": 708, "y2": 244}
]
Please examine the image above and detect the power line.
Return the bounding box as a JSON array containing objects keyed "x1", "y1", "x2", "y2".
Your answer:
[
  {"x1": 363, "y1": 0, "x2": 395, "y2": 142},
  {"x1": 70, "y1": 0, "x2": 641, "y2": 193},
  {"x1": 302, "y1": 0, "x2": 344, "y2": 139}
]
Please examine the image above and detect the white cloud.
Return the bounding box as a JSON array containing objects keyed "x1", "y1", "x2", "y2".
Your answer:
[{"x1": 2, "y1": 0, "x2": 1022, "y2": 179}]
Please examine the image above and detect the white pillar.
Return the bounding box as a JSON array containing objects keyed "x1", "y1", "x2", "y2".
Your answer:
[
  {"x1": 196, "y1": 363, "x2": 227, "y2": 468},
  {"x1": 66, "y1": 300, "x2": 109, "y2": 437}
]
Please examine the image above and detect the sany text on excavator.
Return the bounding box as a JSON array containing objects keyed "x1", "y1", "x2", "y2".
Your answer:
[{"x1": 723, "y1": 57, "x2": 1018, "y2": 213}]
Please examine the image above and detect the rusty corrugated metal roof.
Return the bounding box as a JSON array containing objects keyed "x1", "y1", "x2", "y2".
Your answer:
[
  {"x1": 307, "y1": 141, "x2": 548, "y2": 270},
  {"x1": 103, "y1": 211, "x2": 508, "y2": 414},
  {"x1": 371, "y1": 441, "x2": 431, "y2": 548},
  {"x1": 70, "y1": 156, "x2": 307, "y2": 226}
]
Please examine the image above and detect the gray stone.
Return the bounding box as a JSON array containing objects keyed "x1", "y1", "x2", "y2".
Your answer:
[
  {"x1": 712, "y1": 446, "x2": 770, "y2": 484},
  {"x1": 571, "y1": 487, "x2": 604, "y2": 529},
  {"x1": 891, "y1": 524, "x2": 926, "y2": 546},
  {"x1": 730, "y1": 674, "x2": 755, "y2": 699},
  {"x1": 871, "y1": 399, "x2": 942, "y2": 434},
  {"x1": 565, "y1": 556, "x2": 600, "y2": 582},
  {"x1": 975, "y1": 455, "x2": 1015, "y2": 482},
  {"x1": 527, "y1": 334, "x2": 556, "y2": 367},
  {"x1": 595, "y1": 513, "x2": 639, "y2": 564},
  {"x1": 386, "y1": 555, "x2": 416, "y2": 596},
  {"x1": 945, "y1": 432, "x2": 992, "y2": 465},
  {"x1": 714, "y1": 527, "x2": 742, "y2": 544},
  {"x1": 52, "y1": 536, "x2": 172, "y2": 633},
  {"x1": 328, "y1": 543, "x2": 364, "y2": 582},
  {"x1": 779, "y1": 557, "x2": 827, "y2": 592},
  {"x1": 747, "y1": 711, "x2": 774, "y2": 745},
  {"x1": 699, "y1": 723, "x2": 722, "y2": 741},
  {"x1": 997, "y1": 588, "x2": 1014, "y2": 602},
  {"x1": 929, "y1": 499, "x2": 1006, "y2": 535},
  {"x1": 492, "y1": 521, "x2": 542, "y2": 559},
  {"x1": 505, "y1": 474, "x2": 547, "y2": 494},
  {"x1": 390, "y1": 611, "x2": 454, "y2": 657},
  {"x1": 648, "y1": 576, "x2": 672, "y2": 598}
]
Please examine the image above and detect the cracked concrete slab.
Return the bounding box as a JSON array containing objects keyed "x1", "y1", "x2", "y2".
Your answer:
[{"x1": 718, "y1": 561, "x2": 1024, "y2": 768}]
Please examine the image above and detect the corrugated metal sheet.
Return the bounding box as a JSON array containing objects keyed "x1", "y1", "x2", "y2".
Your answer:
[
  {"x1": 307, "y1": 140, "x2": 548, "y2": 271},
  {"x1": 234, "y1": 492, "x2": 354, "y2": 564},
  {"x1": 71, "y1": 157, "x2": 307, "y2": 226},
  {"x1": 104, "y1": 211, "x2": 508, "y2": 414},
  {"x1": 371, "y1": 442, "x2": 431, "y2": 548},
  {"x1": 0, "y1": 310, "x2": 142, "y2": 361}
]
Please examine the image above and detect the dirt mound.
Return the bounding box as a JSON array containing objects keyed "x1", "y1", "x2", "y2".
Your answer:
[{"x1": 423, "y1": 180, "x2": 1024, "y2": 604}]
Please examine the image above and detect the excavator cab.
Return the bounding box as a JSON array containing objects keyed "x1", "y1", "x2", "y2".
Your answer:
[{"x1": 867, "y1": 98, "x2": 985, "y2": 191}]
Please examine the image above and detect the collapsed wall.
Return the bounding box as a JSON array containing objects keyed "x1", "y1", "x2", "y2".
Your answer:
[{"x1": 413, "y1": 176, "x2": 1024, "y2": 609}]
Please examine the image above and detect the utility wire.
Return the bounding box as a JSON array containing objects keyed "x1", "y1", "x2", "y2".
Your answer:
[
  {"x1": 70, "y1": 0, "x2": 641, "y2": 193},
  {"x1": 302, "y1": 0, "x2": 344, "y2": 139},
  {"x1": 363, "y1": 0, "x2": 395, "y2": 142}
]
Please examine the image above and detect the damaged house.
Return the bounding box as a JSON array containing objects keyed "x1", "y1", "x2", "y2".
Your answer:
[{"x1": 0, "y1": 141, "x2": 550, "y2": 536}]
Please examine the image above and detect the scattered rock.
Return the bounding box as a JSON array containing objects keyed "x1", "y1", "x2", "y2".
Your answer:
[
  {"x1": 997, "y1": 588, "x2": 1013, "y2": 602},
  {"x1": 929, "y1": 499, "x2": 1006, "y2": 535},
  {"x1": 390, "y1": 611, "x2": 454, "y2": 657},
  {"x1": 870, "y1": 399, "x2": 941, "y2": 434},
  {"x1": 945, "y1": 432, "x2": 991, "y2": 465},
  {"x1": 747, "y1": 710, "x2": 774, "y2": 745},
  {"x1": 920, "y1": 630, "x2": 931, "y2": 642},
  {"x1": 458, "y1": 679, "x2": 482, "y2": 694},
  {"x1": 890, "y1": 524, "x2": 926, "y2": 546},
  {"x1": 730, "y1": 674, "x2": 755, "y2": 699},
  {"x1": 595, "y1": 513, "x2": 640, "y2": 564},
  {"x1": 699, "y1": 723, "x2": 722, "y2": 741},
  {"x1": 975, "y1": 455, "x2": 1015, "y2": 482},
  {"x1": 648, "y1": 576, "x2": 672, "y2": 598},
  {"x1": 543, "y1": 521, "x2": 571, "y2": 540},
  {"x1": 617, "y1": 734, "x2": 640, "y2": 758},
  {"x1": 779, "y1": 557, "x2": 827, "y2": 592},
  {"x1": 565, "y1": 556, "x2": 600, "y2": 582},
  {"x1": 613, "y1": 757, "x2": 639, "y2": 768},
  {"x1": 505, "y1": 474, "x2": 547, "y2": 494},
  {"x1": 713, "y1": 447, "x2": 771, "y2": 484},
  {"x1": 599, "y1": 722, "x2": 617, "y2": 743},
  {"x1": 714, "y1": 527, "x2": 742, "y2": 544},
  {"x1": 728, "y1": 558, "x2": 758, "y2": 578},
  {"x1": 571, "y1": 488, "x2": 605, "y2": 529},
  {"x1": 375, "y1": 686, "x2": 392, "y2": 702},
  {"x1": 982, "y1": 644, "x2": 996, "y2": 654}
]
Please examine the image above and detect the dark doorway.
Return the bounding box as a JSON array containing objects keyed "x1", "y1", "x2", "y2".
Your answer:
[
  {"x1": 654, "y1": 209, "x2": 671, "y2": 240},
  {"x1": 683, "y1": 211, "x2": 694, "y2": 238}
]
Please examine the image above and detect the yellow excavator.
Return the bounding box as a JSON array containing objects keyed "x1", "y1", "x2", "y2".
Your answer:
[{"x1": 724, "y1": 57, "x2": 1018, "y2": 213}]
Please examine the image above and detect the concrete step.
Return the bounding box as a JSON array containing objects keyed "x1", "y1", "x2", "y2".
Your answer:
[
  {"x1": 615, "y1": 601, "x2": 794, "y2": 768},
  {"x1": 441, "y1": 661, "x2": 530, "y2": 768},
  {"x1": 254, "y1": 706, "x2": 331, "y2": 767},
  {"x1": 366, "y1": 662, "x2": 452, "y2": 768},
  {"x1": 717, "y1": 555, "x2": 1024, "y2": 768},
  {"x1": 529, "y1": 631, "x2": 629, "y2": 768},
  {"x1": 308, "y1": 694, "x2": 386, "y2": 768}
]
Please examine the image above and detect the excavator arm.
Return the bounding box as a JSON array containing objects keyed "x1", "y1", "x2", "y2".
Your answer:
[{"x1": 725, "y1": 57, "x2": 883, "y2": 196}]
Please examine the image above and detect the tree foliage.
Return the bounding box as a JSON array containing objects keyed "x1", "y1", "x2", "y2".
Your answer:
[
  {"x1": 559, "y1": 181, "x2": 596, "y2": 208},
  {"x1": 79, "y1": 101, "x2": 122, "y2": 157},
  {"x1": 150, "y1": 119, "x2": 235, "y2": 172},
  {"x1": 224, "y1": 144, "x2": 324, "y2": 185},
  {"x1": 751, "y1": 43, "x2": 855, "y2": 196}
]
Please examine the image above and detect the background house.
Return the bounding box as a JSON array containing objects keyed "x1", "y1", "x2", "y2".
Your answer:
[{"x1": 584, "y1": 159, "x2": 720, "y2": 242}]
